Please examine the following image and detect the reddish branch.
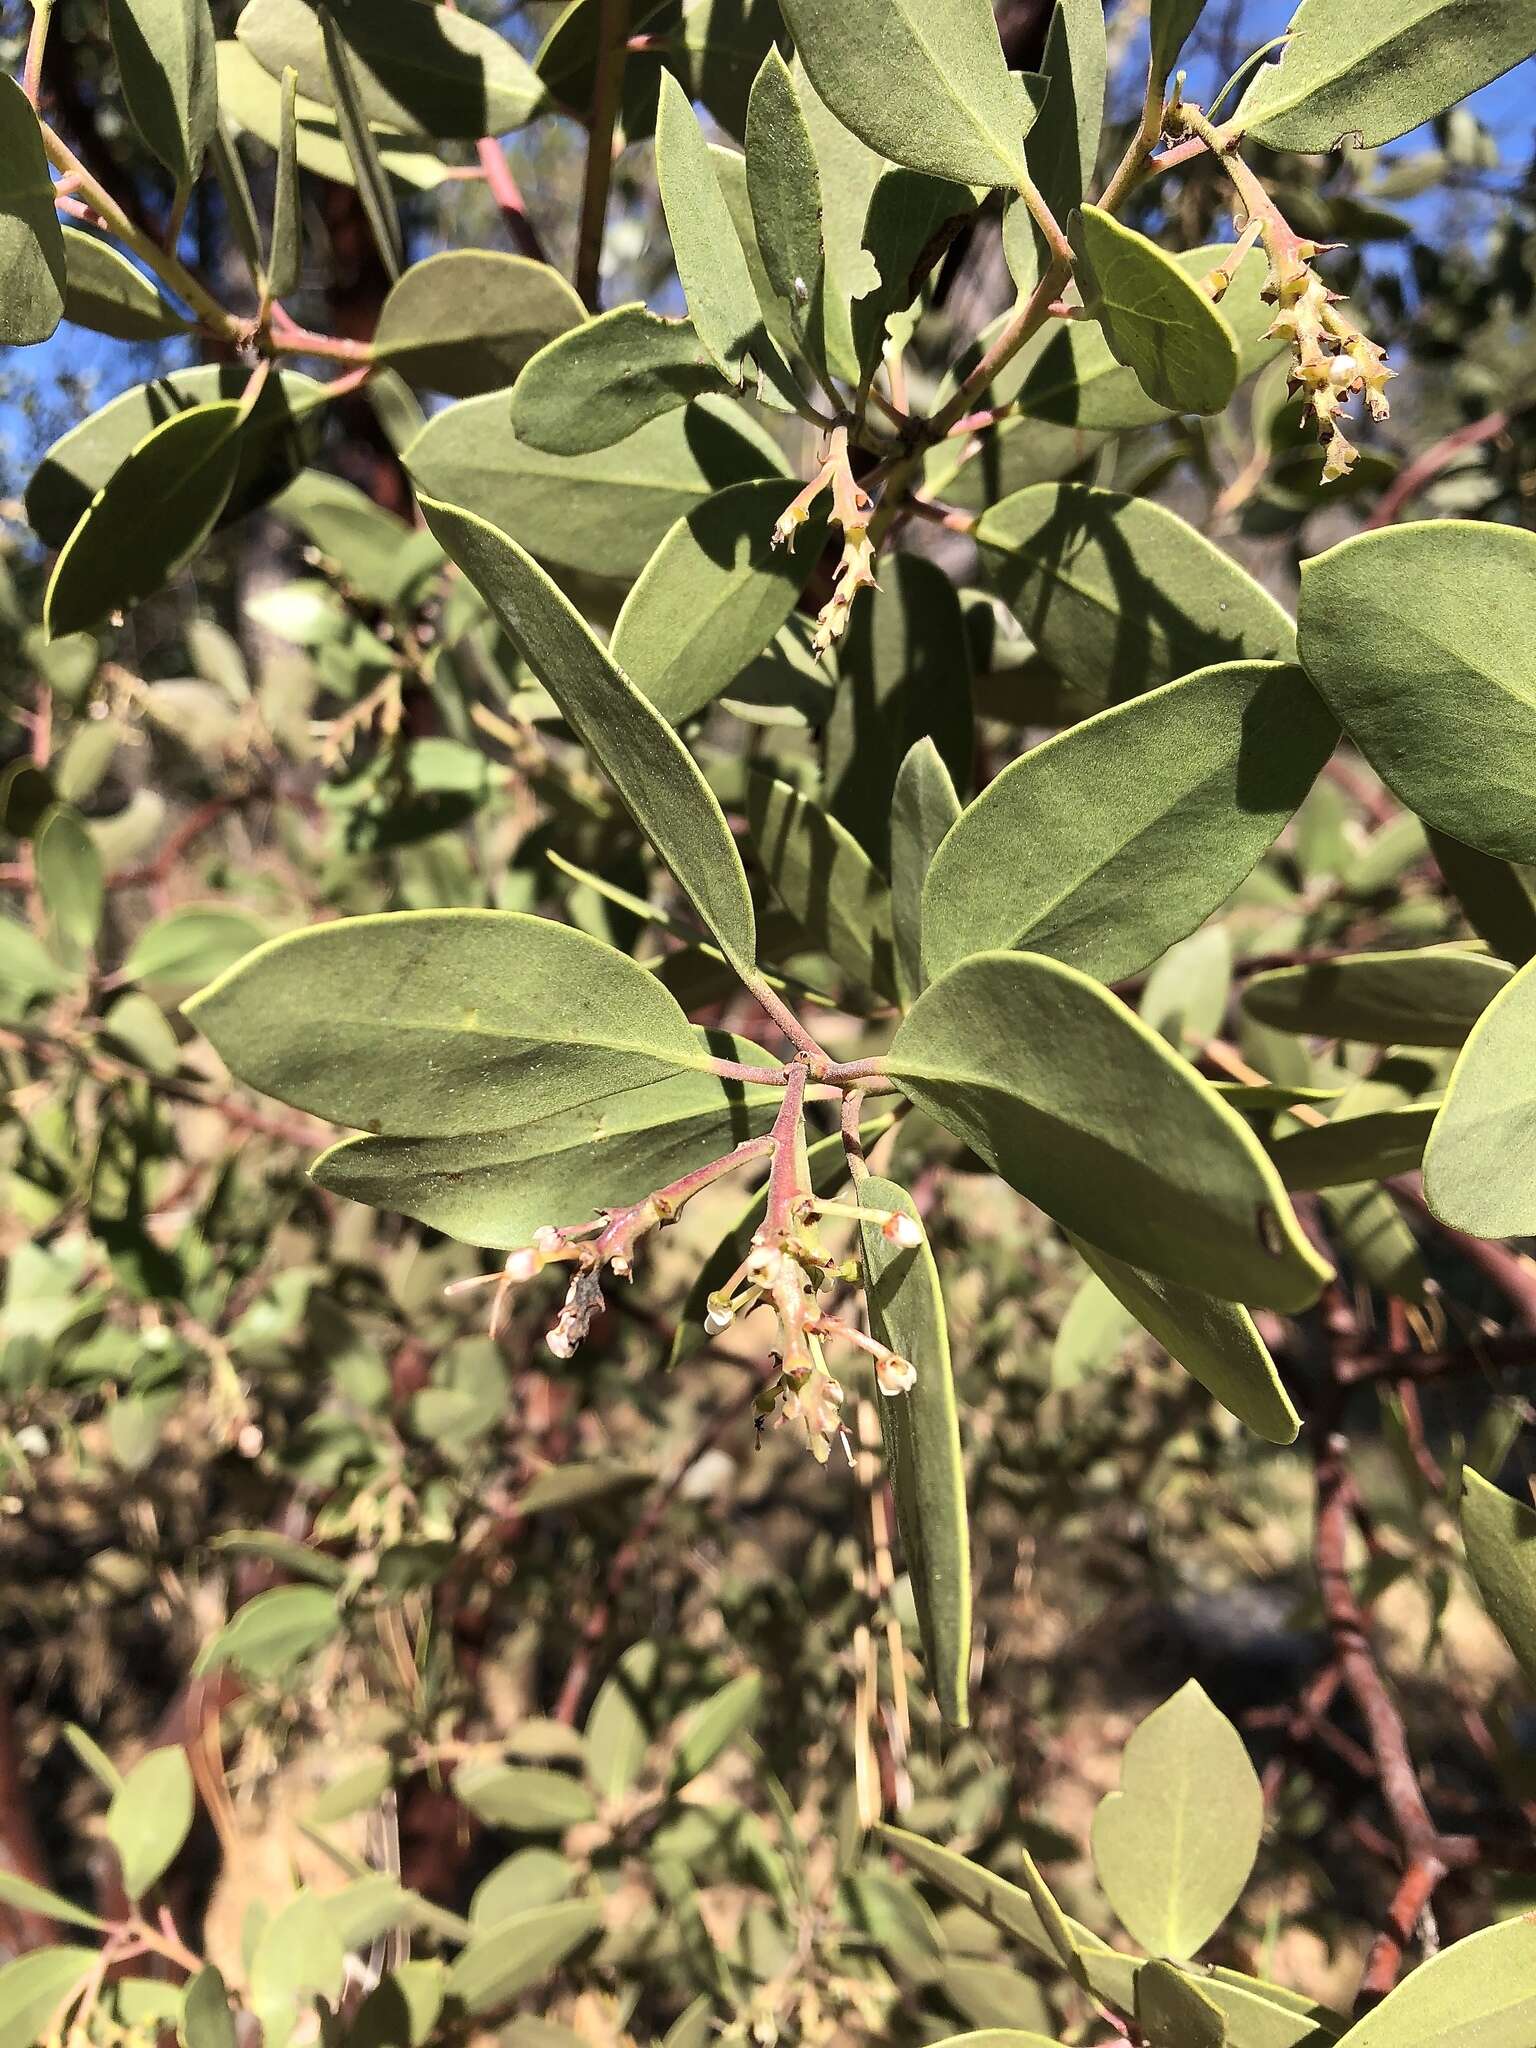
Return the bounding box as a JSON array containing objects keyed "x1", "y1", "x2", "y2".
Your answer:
[{"x1": 1365, "y1": 411, "x2": 1511, "y2": 530}]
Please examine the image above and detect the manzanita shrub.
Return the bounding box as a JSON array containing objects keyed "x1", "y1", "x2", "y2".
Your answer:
[{"x1": 4, "y1": 0, "x2": 1536, "y2": 2042}]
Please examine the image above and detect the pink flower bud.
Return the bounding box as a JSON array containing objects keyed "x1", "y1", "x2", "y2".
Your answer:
[{"x1": 504, "y1": 1246, "x2": 543, "y2": 1284}]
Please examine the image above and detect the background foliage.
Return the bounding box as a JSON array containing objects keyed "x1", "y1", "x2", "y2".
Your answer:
[{"x1": 3, "y1": 3, "x2": 1536, "y2": 2046}]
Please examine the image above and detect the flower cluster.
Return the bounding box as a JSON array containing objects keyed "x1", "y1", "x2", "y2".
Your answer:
[
  {"x1": 1256, "y1": 237, "x2": 1394, "y2": 483},
  {"x1": 772, "y1": 425, "x2": 879, "y2": 654},
  {"x1": 446, "y1": 1173, "x2": 921, "y2": 1466}
]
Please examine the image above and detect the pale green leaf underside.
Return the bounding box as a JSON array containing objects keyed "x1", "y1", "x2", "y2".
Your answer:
[
  {"x1": 1424, "y1": 952, "x2": 1536, "y2": 1236},
  {"x1": 509, "y1": 306, "x2": 725, "y2": 457},
  {"x1": 1459, "y1": 1467, "x2": 1536, "y2": 1692},
  {"x1": 1091, "y1": 1680, "x2": 1263, "y2": 1960},
  {"x1": 1331, "y1": 1916, "x2": 1536, "y2": 2047},
  {"x1": 888, "y1": 951, "x2": 1331, "y2": 1312}
]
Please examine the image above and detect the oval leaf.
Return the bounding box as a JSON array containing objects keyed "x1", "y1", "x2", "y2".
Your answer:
[
  {"x1": 1242, "y1": 949, "x2": 1512, "y2": 1048},
  {"x1": 1331, "y1": 1917, "x2": 1536, "y2": 2048},
  {"x1": 1297, "y1": 522, "x2": 1536, "y2": 862},
  {"x1": 62, "y1": 228, "x2": 190, "y2": 340},
  {"x1": 510, "y1": 305, "x2": 725, "y2": 456},
  {"x1": 888, "y1": 951, "x2": 1331, "y2": 1311},
  {"x1": 196, "y1": 1584, "x2": 342, "y2": 1679},
  {"x1": 446, "y1": 1901, "x2": 600, "y2": 2013},
  {"x1": 1070, "y1": 205, "x2": 1240, "y2": 416},
  {"x1": 109, "y1": 0, "x2": 218, "y2": 188},
  {"x1": 106, "y1": 1746, "x2": 196, "y2": 1901},
  {"x1": 1424, "y1": 953, "x2": 1536, "y2": 1235},
  {"x1": 778, "y1": 0, "x2": 1031, "y2": 188},
  {"x1": 978, "y1": 483, "x2": 1295, "y2": 703},
  {"x1": 858, "y1": 1176, "x2": 972, "y2": 1724},
  {"x1": 186, "y1": 909, "x2": 719, "y2": 1137},
  {"x1": 1, "y1": 76, "x2": 65, "y2": 345},
  {"x1": 1090, "y1": 1680, "x2": 1263, "y2": 1960},
  {"x1": 744, "y1": 773, "x2": 897, "y2": 999},
  {"x1": 453, "y1": 1763, "x2": 596, "y2": 1833},
  {"x1": 922, "y1": 660, "x2": 1335, "y2": 987},
  {"x1": 374, "y1": 252, "x2": 584, "y2": 398},
  {"x1": 671, "y1": 1672, "x2": 764, "y2": 1787},
  {"x1": 1460, "y1": 1467, "x2": 1536, "y2": 1692}
]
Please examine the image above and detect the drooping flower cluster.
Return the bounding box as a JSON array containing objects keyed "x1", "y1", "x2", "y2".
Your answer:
[
  {"x1": 771, "y1": 424, "x2": 879, "y2": 655},
  {"x1": 1257, "y1": 238, "x2": 1394, "y2": 483},
  {"x1": 445, "y1": 1156, "x2": 921, "y2": 1466}
]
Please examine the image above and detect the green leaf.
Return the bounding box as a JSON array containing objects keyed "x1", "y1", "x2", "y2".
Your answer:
[
  {"x1": 1070, "y1": 205, "x2": 1240, "y2": 416},
  {"x1": 0, "y1": 1872, "x2": 105, "y2": 1933},
  {"x1": 64, "y1": 1725, "x2": 125, "y2": 1795},
  {"x1": 108, "y1": 0, "x2": 218, "y2": 189},
  {"x1": 374, "y1": 252, "x2": 584, "y2": 398},
  {"x1": 978, "y1": 483, "x2": 1295, "y2": 703},
  {"x1": 273, "y1": 469, "x2": 437, "y2": 606},
  {"x1": 611, "y1": 480, "x2": 826, "y2": 725},
  {"x1": 26, "y1": 363, "x2": 326, "y2": 551},
  {"x1": 266, "y1": 65, "x2": 301, "y2": 298},
  {"x1": 940, "y1": 1960, "x2": 1058, "y2": 2034},
  {"x1": 1149, "y1": 0, "x2": 1206, "y2": 86},
  {"x1": 0, "y1": 916, "x2": 73, "y2": 1019},
  {"x1": 745, "y1": 774, "x2": 897, "y2": 1000},
  {"x1": 778, "y1": 0, "x2": 1033, "y2": 188},
  {"x1": 1297, "y1": 523, "x2": 1536, "y2": 861},
  {"x1": 1424, "y1": 954, "x2": 1536, "y2": 1235},
  {"x1": 875, "y1": 1826, "x2": 1099, "y2": 1990},
  {"x1": 61, "y1": 229, "x2": 190, "y2": 341},
  {"x1": 407, "y1": 390, "x2": 784, "y2": 582},
  {"x1": 249, "y1": 1891, "x2": 348, "y2": 2037},
  {"x1": 181, "y1": 1966, "x2": 238, "y2": 2048},
  {"x1": 1071, "y1": 1237, "x2": 1299, "y2": 1442},
  {"x1": 1051, "y1": 1269, "x2": 1137, "y2": 1390},
  {"x1": 1138, "y1": 1962, "x2": 1228, "y2": 2048},
  {"x1": 921, "y1": 660, "x2": 1335, "y2": 987},
  {"x1": 825, "y1": 553, "x2": 974, "y2": 867},
  {"x1": 1091, "y1": 1680, "x2": 1262, "y2": 1960},
  {"x1": 888, "y1": 952, "x2": 1330, "y2": 1311},
  {"x1": 314, "y1": 1037, "x2": 779, "y2": 1248},
  {"x1": 656, "y1": 73, "x2": 797, "y2": 404},
  {"x1": 197, "y1": 1584, "x2": 342, "y2": 1679},
  {"x1": 1001, "y1": 242, "x2": 1283, "y2": 431},
  {"x1": 509, "y1": 306, "x2": 725, "y2": 456},
  {"x1": 124, "y1": 905, "x2": 265, "y2": 985},
  {"x1": 671, "y1": 1672, "x2": 764, "y2": 1787},
  {"x1": 746, "y1": 49, "x2": 828, "y2": 374},
  {"x1": 420, "y1": 503, "x2": 758, "y2": 976},
  {"x1": 471, "y1": 1849, "x2": 576, "y2": 1926},
  {"x1": 0, "y1": 75, "x2": 67, "y2": 346},
  {"x1": 516, "y1": 1460, "x2": 651, "y2": 1515},
  {"x1": 792, "y1": 55, "x2": 888, "y2": 385},
  {"x1": 851, "y1": 169, "x2": 975, "y2": 385},
  {"x1": 858, "y1": 1177, "x2": 971, "y2": 1725},
  {"x1": 447, "y1": 1901, "x2": 600, "y2": 2013},
  {"x1": 1460, "y1": 1467, "x2": 1536, "y2": 1691},
  {"x1": 891, "y1": 739, "x2": 961, "y2": 1007},
  {"x1": 216, "y1": 38, "x2": 451, "y2": 192},
  {"x1": 106, "y1": 1746, "x2": 195, "y2": 1900},
  {"x1": 321, "y1": 8, "x2": 402, "y2": 277},
  {"x1": 845, "y1": 1869, "x2": 945, "y2": 1977},
  {"x1": 44, "y1": 402, "x2": 243, "y2": 640},
  {"x1": 1331, "y1": 1917, "x2": 1536, "y2": 2048},
  {"x1": 1321, "y1": 1181, "x2": 1427, "y2": 1305},
  {"x1": 1009, "y1": 0, "x2": 1105, "y2": 294},
  {"x1": 187, "y1": 910, "x2": 723, "y2": 1136},
  {"x1": 1429, "y1": 829, "x2": 1536, "y2": 968},
  {"x1": 454, "y1": 1763, "x2": 596, "y2": 1832},
  {"x1": 584, "y1": 1641, "x2": 661, "y2": 1801},
  {"x1": 1235, "y1": 0, "x2": 1536, "y2": 152},
  {"x1": 1269, "y1": 1105, "x2": 1439, "y2": 1191},
  {"x1": 0, "y1": 1948, "x2": 99, "y2": 2048},
  {"x1": 35, "y1": 808, "x2": 104, "y2": 954},
  {"x1": 1242, "y1": 949, "x2": 1512, "y2": 1048},
  {"x1": 308, "y1": 1756, "x2": 392, "y2": 1824},
  {"x1": 235, "y1": 0, "x2": 545, "y2": 139}
]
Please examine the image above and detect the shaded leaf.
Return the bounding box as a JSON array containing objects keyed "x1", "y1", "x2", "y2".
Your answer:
[
  {"x1": 1138, "y1": 1962, "x2": 1228, "y2": 2048},
  {"x1": 62, "y1": 229, "x2": 190, "y2": 341},
  {"x1": 891, "y1": 739, "x2": 961, "y2": 1007},
  {"x1": 1269, "y1": 1105, "x2": 1439, "y2": 1191},
  {"x1": 321, "y1": 8, "x2": 403, "y2": 277},
  {"x1": 43, "y1": 403, "x2": 243, "y2": 639},
  {"x1": 746, "y1": 49, "x2": 828, "y2": 373},
  {"x1": 1424, "y1": 954, "x2": 1536, "y2": 1237},
  {"x1": 509, "y1": 306, "x2": 724, "y2": 456},
  {"x1": 1242, "y1": 950, "x2": 1512, "y2": 1048},
  {"x1": 446, "y1": 1901, "x2": 600, "y2": 2013},
  {"x1": 375, "y1": 252, "x2": 584, "y2": 398},
  {"x1": 181, "y1": 1966, "x2": 237, "y2": 2048},
  {"x1": 0, "y1": 1948, "x2": 100, "y2": 2048},
  {"x1": 978, "y1": 483, "x2": 1295, "y2": 702},
  {"x1": 1428, "y1": 828, "x2": 1536, "y2": 968},
  {"x1": 124, "y1": 904, "x2": 265, "y2": 985},
  {"x1": 671, "y1": 1672, "x2": 763, "y2": 1787},
  {"x1": 1330, "y1": 1917, "x2": 1536, "y2": 2048},
  {"x1": 745, "y1": 774, "x2": 897, "y2": 1000},
  {"x1": 584, "y1": 1642, "x2": 661, "y2": 1801},
  {"x1": 217, "y1": 37, "x2": 451, "y2": 191},
  {"x1": 1008, "y1": 0, "x2": 1104, "y2": 293},
  {"x1": 35, "y1": 808, "x2": 104, "y2": 953},
  {"x1": 612, "y1": 480, "x2": 825, "y2": 724},
  {"x1": 267, "y1": 65, "x2": 301, "y2": 298},
  {"x1": 1460, "y1": 1467, "x2": 1536, "y2": 1692},
  {"x1": 0, "y1": 1872, "x2": 105, "y2": 1934},
  {"x1": 852, "y1": 168, "x2": 975, "y2": 384},
  {"x1": 453, "y1": 1763, "x2": 596, "y2": 1833},
  {"x1": 196, "y1": 1584, "x2": 342, "y2": 1679},
  {"x1": 108, "y1": 0, "x2": 218, "y2": 188}
]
